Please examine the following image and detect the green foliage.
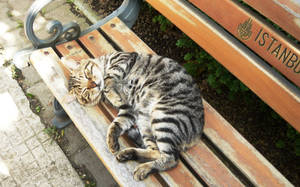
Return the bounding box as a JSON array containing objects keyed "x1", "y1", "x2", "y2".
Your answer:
[
  {"x1": 26, "y1": 93, "x2": 34, "y2": 99},
  {"x1": 276, "y1": 126, "x2": 300, "y2": 156},
  {"x1": 66, "y1": 0, "x2": 74, "y2": 3},
  {"x1": 152, "y1": 15, "x2": 173, "y2": 32},
  {"x1": 176, "y1": 35, "x2": 249, "y2": 99},
  {"x1": 11, "y1": 64, "x2": 22, "y2": 80},
  {"x1": 275, "y1": 140, "x2": 285, "y2": 149},
  {"x1": 43, "y1": 126, "x2": 64, "y2": 143},
  {"x1": 84, "y1": 180, "x2": 96, "y2": 187},
  {"x1": 295, "y1": 138, "x2": 300, "y2": 156},
  {"x1": 145, "y1": 2, "x2": 154, "y2": 12},
  {"x1": 35, "y1": 106, "x2": 41, "y2": 113},
  {"x1": 176, "y1": 37, "x2": 195, "y2": 49},
  {"x1": 16, "y1": 20, "x2": 23, "y2": 28},
  {"x1": 287, "y1": 126, "x2": 300, "y2": 156}
]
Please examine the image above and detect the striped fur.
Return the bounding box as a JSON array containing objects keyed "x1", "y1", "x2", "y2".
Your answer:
[{"x1": 66, "y1": 52, "x2": 204, "y2": 180}]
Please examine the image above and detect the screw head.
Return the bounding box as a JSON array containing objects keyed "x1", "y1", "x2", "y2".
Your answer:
[{"x1": 89, "y1": 35, "x2": 94, "y2": 40}]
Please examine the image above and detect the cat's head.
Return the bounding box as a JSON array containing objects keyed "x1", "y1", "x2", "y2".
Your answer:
[{"x1": 61, "y1": 57, "x2": 104, "y2": 106}]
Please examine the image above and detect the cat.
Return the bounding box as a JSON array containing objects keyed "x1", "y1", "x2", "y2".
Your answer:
[{"x1": 63, "y1": 52, "x2": 204, "y2": 181}]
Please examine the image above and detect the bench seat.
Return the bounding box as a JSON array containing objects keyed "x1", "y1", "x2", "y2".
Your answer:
[{"x1": 29, "y1": 17, "x2": 292, "y2": 186}]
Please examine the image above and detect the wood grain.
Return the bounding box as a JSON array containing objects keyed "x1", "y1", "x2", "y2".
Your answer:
[
  {"x1": 243, "y1": 0, "x2": 300, "y2": 42},
  {"x1": 203, "y1": 100, "x2": 292, "y2": 186},
  {"x1": 182, "y1": 142, "x2": 243, "y2": 186},
  {"x1": 189, "y1": 0, "x2": 300, "y2": 88},
  {"x1": 145, "y1": 0, "x2": 300, "y2": 132}
]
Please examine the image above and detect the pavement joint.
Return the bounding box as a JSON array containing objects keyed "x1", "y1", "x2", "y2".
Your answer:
[{"x1": 0, "y1": 0, "x2": 117, "y2": 186}]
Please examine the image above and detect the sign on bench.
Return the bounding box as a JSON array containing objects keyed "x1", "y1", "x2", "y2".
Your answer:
[{"x1": 145, "y1": 0, "x2": 300, "y2": 133}]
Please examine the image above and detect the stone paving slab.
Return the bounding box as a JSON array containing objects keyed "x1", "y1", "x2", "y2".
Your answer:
[
  {"x1": 0, "y1": 0, "x2": 118, "y2": 186},
  {"x1": 0, "y1": 67, "x2": 84, "y2": 187}
]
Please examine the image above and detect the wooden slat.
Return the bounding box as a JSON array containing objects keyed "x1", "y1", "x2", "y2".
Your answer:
[
  {"x1": 100, "y1": 17, "x2": 244, "y2": 186},
  {"x1": 203, "y1": 100, "x2": 292, "y2": 186},
  {"x1": 101, "y1": 17, "x2": 293, "y2": 186},
  {"x1": 79, "y1": 28, "x2": 203, "y2": 187},
  {"x1": 189, "y1": 0, "x2": 300, "y2": 88},
  {"x1": 29, "y1": 48, "x2": 162, "y2": 187},
  {"x1": 243, "y1": 0, "x2": 300, "y2": 42},
  {"x1": 145, "y1": 0, "x2": 300, "y2": 132},
  {"x1": 182, "y1": 142, "x2": 243, "y2": 186}
]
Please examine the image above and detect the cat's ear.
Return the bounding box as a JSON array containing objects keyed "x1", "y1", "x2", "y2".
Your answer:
[{"x1": 60, "y1": 57, "x2": 81, "y2": 73}]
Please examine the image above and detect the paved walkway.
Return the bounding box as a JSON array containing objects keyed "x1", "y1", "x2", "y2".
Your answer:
[
  {"x1": 0, "y1": 67, "x2": 83, "y2": 186},
  {"x1": 0, "y1": 0, "x2": 116, "y2": 186}
]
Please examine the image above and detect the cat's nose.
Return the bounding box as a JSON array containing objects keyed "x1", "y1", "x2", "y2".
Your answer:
[{"x1": 88, "y1": 81, "x2": 97, "y2": 89}]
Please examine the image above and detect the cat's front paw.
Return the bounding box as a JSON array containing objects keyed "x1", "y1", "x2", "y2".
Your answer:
[
  {"x1": 106, "y1": 124, "x2": 121, "y2": 154},
  {"x1": 133, "y1": 163, "x2": 154, "y2": 181},
  {"x1": 116, "y1": 148, "x2": 137, "y2": 162}
]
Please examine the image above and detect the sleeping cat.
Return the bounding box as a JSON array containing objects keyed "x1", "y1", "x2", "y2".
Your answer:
[{"x1": 63, "y1": 52, "x2": 204, "y2": 181}]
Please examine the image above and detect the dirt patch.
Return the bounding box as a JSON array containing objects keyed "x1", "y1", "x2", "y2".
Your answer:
[{"x1": 86, "y1": 0, "x2": 122, "y2": 18}]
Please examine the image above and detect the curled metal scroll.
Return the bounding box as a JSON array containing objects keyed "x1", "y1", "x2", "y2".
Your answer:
[
  {"x1": 25, "y1": 0, "x2": 81, "y2": 49},
  {"x1": 80, "y1": 0, "x2": 141, "y2": 36},
  {"x1": 25, "y1": 0, "x2": 140, "y2": 49}
]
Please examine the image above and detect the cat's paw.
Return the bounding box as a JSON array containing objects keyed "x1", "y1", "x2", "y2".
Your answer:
[
  {"x1": 116, "y1": 148, "x2": 137, "y2": 162},
  {"x1": 133, "y1": 163, "x2": 154, "y2": 181},
  {"x1": 106, "y1": 125, "x2": 121, "y2": 154},
  {"x1": 107, "y1": 135, "x2": 120, "y2": 154}
]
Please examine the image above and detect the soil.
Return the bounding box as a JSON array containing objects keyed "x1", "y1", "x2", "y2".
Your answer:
[{"x1": 89, "y1": 0, "x2": 300, "y2": 185}]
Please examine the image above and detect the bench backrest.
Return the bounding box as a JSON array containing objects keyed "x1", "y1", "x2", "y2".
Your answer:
[{"x1": 145, "y1": 0, "x2": 300, "y2": 132}]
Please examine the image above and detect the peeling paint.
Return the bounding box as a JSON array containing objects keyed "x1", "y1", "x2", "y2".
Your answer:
[
  {"x1": 158, "y1": 0, "x2": 197, "y2": 26},
  {"x1": 294, "y1": 18, "x2": 300, "y2": 28},
  {"x1": 204, "y1": 128, "x2": 236, "y2": 157},
  {"x1": 292, "y1": 0, "x2": 300, "y2": 5}
]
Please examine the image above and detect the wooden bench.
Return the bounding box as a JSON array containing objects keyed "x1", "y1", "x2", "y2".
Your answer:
[
  {"x1": 145, "y1": 0, "x2": 300, "y2": 133},
  {"x1": 25, "y1": 0, "x2": 300, "y2": 186},
  {"x1": 28, "y1": 15, "x2": 293, "y2": 185}
]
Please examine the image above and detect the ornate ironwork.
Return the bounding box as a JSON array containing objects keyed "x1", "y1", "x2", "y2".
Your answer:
[
  {"x1": 24, "y1": 0, "x2": 141, "y2": 49},
  {"x1": 25, "y1": 0, "x2": 81, "y2": 48}
]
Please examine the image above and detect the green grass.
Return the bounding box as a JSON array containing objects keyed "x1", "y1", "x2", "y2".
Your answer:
[
  {"x1": 26, "y1": 93, "x2": 34, "y2": 99},
  {"x1": 66, "y1": 0, "x2": 75, "y2": 4},
  {"x1": 43, "y1": 126, "x2": 64, "y2": 143},
  {"x1": 16, "y1": 20, "x2": 24, "y2": 29}
]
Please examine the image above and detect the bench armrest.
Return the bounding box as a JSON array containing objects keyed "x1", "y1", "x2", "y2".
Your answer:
[{"x1": 24, "y1": 0, "x2": 141, "y2": 49}]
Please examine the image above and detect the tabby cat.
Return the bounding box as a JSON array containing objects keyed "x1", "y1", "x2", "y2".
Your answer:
[{"x1": 63, "y1": 52, "x2": 204, "y2": 181}]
